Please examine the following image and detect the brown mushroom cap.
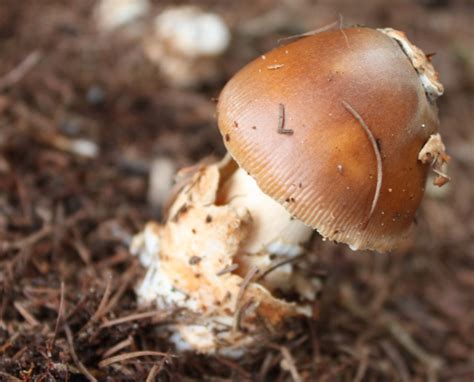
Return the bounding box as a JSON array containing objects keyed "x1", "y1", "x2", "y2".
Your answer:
[{"x1": 217, "y1": 27, "x2": 441, "y2": 252}]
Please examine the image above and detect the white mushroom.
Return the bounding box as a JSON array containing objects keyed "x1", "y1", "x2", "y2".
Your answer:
[
  {"x1": 95, "y1": 0, "x2": 150, "y2": 32},
  {"x1": 143, "y1": 6, "x2": 231, "y2": 88}
]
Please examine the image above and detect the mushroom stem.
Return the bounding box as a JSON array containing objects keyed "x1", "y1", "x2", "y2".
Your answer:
[{"x1": 218, "y1": 166, "x2": 313, "y2": 256}]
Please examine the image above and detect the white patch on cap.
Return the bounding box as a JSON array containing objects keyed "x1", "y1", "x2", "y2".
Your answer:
[{"x1": 378, "y1": 28, "x2": 444, "y2": 102}]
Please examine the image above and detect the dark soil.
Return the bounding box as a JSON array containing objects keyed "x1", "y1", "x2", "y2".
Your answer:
[{"x1": 0, "y1": 0, "x2": 473, "y2": 381}]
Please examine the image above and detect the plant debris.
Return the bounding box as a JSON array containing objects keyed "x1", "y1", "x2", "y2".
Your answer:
[{"x1": 277, "y1": 103, "x2": 293, "y2": 135}]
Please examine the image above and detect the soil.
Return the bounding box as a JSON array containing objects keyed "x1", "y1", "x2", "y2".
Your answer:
[{"x1": 0, "y1": 0, "x2": 473, "y2": 381}]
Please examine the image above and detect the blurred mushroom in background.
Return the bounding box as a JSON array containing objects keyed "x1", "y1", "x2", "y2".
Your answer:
[
  {"x1": 143, "y1": 6, "x2": 231, "y2": 88},
  {"x1": 147, "y1": 156, "x2": 177, "y2": 215},
  {"x1": 95, "y1": 0, "x2": 150, "y2": 34}
]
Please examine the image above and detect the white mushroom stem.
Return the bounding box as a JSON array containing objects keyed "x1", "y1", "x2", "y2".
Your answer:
[{"x1": 219, "y1": 167, "x2": 313, "y2": 255}]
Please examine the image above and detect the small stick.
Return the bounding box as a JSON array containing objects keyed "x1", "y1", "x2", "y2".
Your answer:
[
  {"x1": 100, "y1": 310, "x2": 166, "y2": 328},
  {"x1": 340, "y1": 285, "x2": 442, "y2": 372},
  {"x1": 100, "y1": 263, "x2": 139, "y2": 317},
  {"x1": 277, "y1": 104, "x2": 293, "y2": 135},
  {"x1": 2, "y1": 209, "x2": 88, "y2": 252},
  {"x1": 99, "y1": 350, "x2": 172, "y2": 368},
  {"x1": 13, "y1": 302, "x2": 40, "y2": 327},
  {"x1": 216, "y1": 263, "x2": 239, "y2": 276},
  {"x1": 89, "y1": 274, "x2": 113, "y2": 323},
  {"x1": 232, "y1": 266, "x2": 260, "y2": 333},
  {"x1": 256, "y1": 254, "x2": 305, "y2": 281},
  {"x1": 102, "y1": 336, "x2": 134, "y2": 358},
  {"x1": 145, "y1": 363, "x2": 162, "y2": 382},
  {"x1": 65, "y1": 324, "x2": 97, "y2": 382},
  {"x1": 381, "y1": 341, "x2": 410, "y2": 382},
  {"x1": 216, "y1": 356, "x2": 252, "y2": 380},
  {"x1": 353, "y1": 348, "x2": 369, "y2": 382},
  {"x1": 278, "y1": 21, "x2": 340, "y2": 43},
  {"x1": 280, "y1": 346, "x2": 303, "y2": 382},
  {"x1": 234, "y1": 298, "x2": 259, "y2": 332},
  {"x1": 342, "y1": 100, "x2": 382, "y2": 223},
  {"x1": 0, "y1": 51, "x2": 42, "y2": 91},
  {"x1": 234, "y1": 265, "x2": 260, "y2": 312},
  {"x1": 50, "y1": 281, "x2": 65, "y2": 351},
  {"x1": 338, "y1": 14, "x2": 350, "y2": 48}
]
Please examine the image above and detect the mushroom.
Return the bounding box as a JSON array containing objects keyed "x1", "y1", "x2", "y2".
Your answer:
[
  {"x1": 143, "y1": 6, "x2": 231, "y2": 88},
  {"x1": 132, "y1": 26, "x2": 447, "y2": 354},
  {"x1": 95, "y1": 0, "x2": 150, "y2": 33},
  {"x1": 217, "y1": 26, "x2": 447, "y2": 252}
]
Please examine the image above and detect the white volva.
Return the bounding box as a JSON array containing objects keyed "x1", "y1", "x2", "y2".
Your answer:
[{"x1": 131, "y1": 160, "x2": 319, "y2": 354}]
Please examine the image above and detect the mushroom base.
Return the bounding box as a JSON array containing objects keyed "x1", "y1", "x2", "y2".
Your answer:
[{"x1": 130, "y1": 158, "x2": 321, "y2": 354}]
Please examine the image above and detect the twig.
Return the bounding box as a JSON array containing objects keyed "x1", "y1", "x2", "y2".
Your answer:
[
  {"x1": 234, "y1": 265, "x2": 260, "y2": 312},
  {"x1": 342, "y1": 101, "x2": 382, "y2": 223},
  {"x1": 100, "y1": 263, "x2": 139, "y2": 317},
  {"x1": 145, "y1": 352, "x2": 172, "y2": 382},
  {"x1": 277, "y1": 103, "x2": 293, "y2": 135},
  {"x1": 2, "y1": 209, "x2": 88, "y2": 252},
  {"x1": 385, "y1": 318, "x2": 442, "y2": 372},
  {"x1": 216, "y1": 263, "x2": 239, "y2": 276},
  {"x1": 233, "y1": 266, "x2": 260, "y2": 332},
  {"x1": 280, "y1": 346, "x2": 303, "y2": 382},
  {"x1": 100, "y1": 310, "x2": 166, "y2": 328},
  {"x1": 234, "y1": 298, "x2": 259, "y2": 332},
  {"x1": 216, "y1": 356, "x2": 252, "y2": 380},
  {"x1": 50, "y1": 281, "x2": 65, "y2": 351},
  {"x1": 338, "y1": 14, "x2": 350, "y2": 48},
  {"x1": 89, "y1": 274, "x2": 113, "y2": 323},
  {"x1": 13, "y1": 302, "x2": 40, "y2": 327},
  {"x1": 65, "y1": 324, "x2": 97, "y2": 382},
  {"x1": 145, "y1": 363, "x2": 161, "y2": 382},
  {"x1": 381, "y1": 340, "x2": 410, "y2": 382},
  {"x1": 0, "y1": 51, "x2": 42, "y2": 91},
  {"x1": 258, "y1": 352, "x2": 277, "y2": 382},
  {"x1": 102, "y1": 336, "x2": 134, "y2": 358},
  {"x1": 278, "y1": 21, "x2": 340, "y2": 43},
  {"x1": 353, "y1": 348, "x2": 369, "y2": 382},
  {"x1": 256, "y1": 254, "x2": 305, "y2": 281},
  {"x1": 99, "y1": 350, "x2": 172, "y2": 368},
  {"x1": 340, "y1": 285, "x2": 442, "y2": 373}
]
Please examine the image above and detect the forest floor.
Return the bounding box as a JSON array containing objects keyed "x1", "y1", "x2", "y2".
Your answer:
[{"x1": 0, "y1": 0, "x2": 473, "y2": 380}]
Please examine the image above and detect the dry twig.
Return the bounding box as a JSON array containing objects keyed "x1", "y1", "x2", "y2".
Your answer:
[
  {"x1": 50, "y1": 281, "x2": 65, "y2": 351},
  {"x1": 102, "y1": 336, "x2": 134, "y2": 358},
  {"x1": 342, "y1": 100, "x2": 382, "y2": 223},
  {"x1": 100, "y1": 310, "x2": 167, "y2": 328},
  {"x1": 2, "y1": 210, "x2": 89, "y2": 252},
  {"x1": 89, "y1": 274, "x2": 113, "y2": 323},
  {"x1": 99, "y1": 350, "x2": 172, "y2": 368},
  {"x1": 340, "y1": 285, "x2": 442, "y2": 373},
  {"x1": 65, "y1": 324, "x2": 97, "y2": 382},
  {"x1": 13, "y1": 302, "x2": 40, "y2": 327},
  {"x1": 0, "y1": 51, "x2": 42, "y2": 91},
  {"x1": 216, "y1": 263, "x2": 239, "y2": 276},
  {"x1": 257, "y1": 254, "x2": 305, "y2": 281},
  {"x1": 280, "y1": 346, "x2": 303, "y2": 382}
]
